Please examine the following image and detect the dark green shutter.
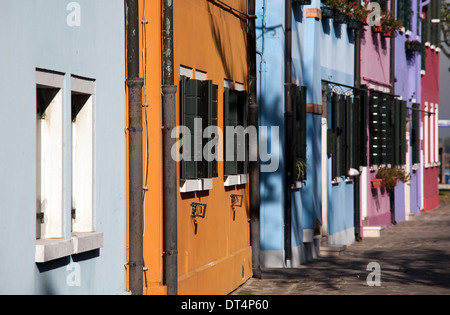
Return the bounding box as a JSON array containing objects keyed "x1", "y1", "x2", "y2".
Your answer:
[
  {"x1": 224, "y1": 88, "x2": 238, "y2": 176},
  {"x1": 412, "y1": 103, "x2": 420, "y2": 164},
  {"x1": 331, "y1": 92, "x2": 338, "y2": 178},
  {"x1": 394, "y1": 100, "x2": 407, "y2": 166},
  {"x1": 200, "y1": 80, "x2": 218, "y2": 178},
  {"x1": 237, "y1": 90, "x2": 248, "y2": 175},
  {"x1": 345, "y1": 95, "x2": 353, "y2": 175},
  {"x1": 180, "y1": 76, "x2": 200, "y2": 180},
  {"x1": 369, "y1": 91, "x2": 380, "y2": 165},
  {"x1": 352, "y1": 93, "x2": 362, "y2": 169}
]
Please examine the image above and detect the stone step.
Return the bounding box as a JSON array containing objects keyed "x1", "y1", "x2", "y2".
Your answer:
[
  {"x1": 363, "y1": 226, "x2": 385, "y2": 238},
  {"x1": 319, "y1": 244, "x2": 346, "y2": 257}
]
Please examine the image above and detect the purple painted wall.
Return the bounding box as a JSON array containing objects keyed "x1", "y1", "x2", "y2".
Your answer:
[{"x1": 394, "y1": 0, "x2": 422, "y2": 221}]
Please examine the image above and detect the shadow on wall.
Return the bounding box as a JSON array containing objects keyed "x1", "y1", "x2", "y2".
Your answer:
[{"x1": 207, "y1": 0, "x2": 248, "y2": 85}]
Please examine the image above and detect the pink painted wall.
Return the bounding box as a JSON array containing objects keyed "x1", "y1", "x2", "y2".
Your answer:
[{"x1": 359, "y1": 1, "x2": 394, "y2": 228}]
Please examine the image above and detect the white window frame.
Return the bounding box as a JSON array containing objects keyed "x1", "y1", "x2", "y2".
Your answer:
[
  {"x1": 35, "y1": 71, "x2": 102, "y2": 263},
  {"x1": 71, "y1": 76, "x2": 95, "y2": 233}
]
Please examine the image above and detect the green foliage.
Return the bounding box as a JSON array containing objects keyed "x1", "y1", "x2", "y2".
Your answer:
[{"x1": 375, "y1": 166, "x2": 411, "y2": 190}]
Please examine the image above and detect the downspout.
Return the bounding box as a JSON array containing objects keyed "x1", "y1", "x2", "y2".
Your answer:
[
  {"x1": 389, "y1": 0, "x2": 396, "y2": 225},
  {"x1": 126, "y1": 0, "x2": 144, "y2": 295},
  {"x1": 284, "y1": 0, "x2": 293, "y2": 266},
  {"x1": 248, "y1": 0, "x2": 261, "y2": 279},
  {"x1": 353, "y1": 0, "x2": 362, "y2": 241},
  {"x1": 162, "y1": 0, "x2": 178, "y2": 295}
]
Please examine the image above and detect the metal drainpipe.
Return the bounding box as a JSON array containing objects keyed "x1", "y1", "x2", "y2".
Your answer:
[
  {"x1": 247, "y1": 0, "x2": 261, "y2": 279},
  {"x1": 354, "y1": 0, "x2": 362, "y2": 241},
  {"x1": 284, "y1": 0, "x2": 293, "y2": 266},
  {"x1": 127, "y1": 0, "x2": 144, "y2": 296},
  {"x1": 162, "y1": 0, "x2": 178, "y2": 296},
  {"x1": 389, "y1": 0, "x2": 396, "y2": 225}
]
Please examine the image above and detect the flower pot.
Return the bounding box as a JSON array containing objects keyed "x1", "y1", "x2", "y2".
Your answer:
[
  {"x1": 371, "y1": 179, "x2": 383, "y2": 189},
  {"x1": 293, "y1": 0, "x2": 312, "y2": 5},
  {"x1": 321, "y1": 6, "x2": 334, "y2": 19},
  {"x1": 348, "y1": 19, "x2": 364, "y2": 30},
  {"x1": 373, "y1": 25, "x2": 386, "y2": 33},
  {"x1": 333, "y1": 11, "x2": 348, "y2": 24},
  {"x1": 382, "y1": 29, "x2": 395, "y2": 38}
]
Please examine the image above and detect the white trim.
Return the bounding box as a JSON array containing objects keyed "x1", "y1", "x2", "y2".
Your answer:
[
  {"x1": 224, "y1": 174, "x2": 248, "y2": 186},
  {"x1": 180, "y1": 66, "x2": 193, "y2": 78},
  {"x1": 180, "y1": 178, "x2": 213, "y2": 193},
  {"x1": 35, "y1": 238, "x2": 73, "y2": 263}
]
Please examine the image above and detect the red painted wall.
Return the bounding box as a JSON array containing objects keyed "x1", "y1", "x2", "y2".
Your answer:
[{"x1": 421, "y1": 46, "x2": 440, "y2": 211}]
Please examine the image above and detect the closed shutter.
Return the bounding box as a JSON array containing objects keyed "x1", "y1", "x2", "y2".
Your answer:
[
  {"x1": 199, "y1": 80, "x2": 218, "y2": 179},
  {"x1": 412, "y1": 103, "x2": 420, "y2": 164},
  {"x1": 369, "y1": 91, "x2": 381, "y2": 165},
  {"x1": 224, "y1": 88, "x2": 249, "y2": 176},
  {"x1": 180, "y1": 76, "x2": 200, "y2": 180},
  {"x1": 394, "y1": 99, "x2": 407, "y2": 166}
]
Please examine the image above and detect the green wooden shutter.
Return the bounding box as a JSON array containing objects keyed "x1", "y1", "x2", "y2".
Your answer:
[
  {"x1": 412, "y1": 103, "x2": 420, "y2": 164},
  {"x1": 237, "y1": 90, "x2": 248, "y2": 175},
  {"x1": 224, "y1": 88, "x2": 238, "y2": 175},
  {"x1": 180, "y1": 76, "x2": 200, "y2": 180},
  {"x1": 338, "y1": 95, "x2": 346, "y2": 176},
  {"x1": 200, "y1": 80, "x2": 218, "y2": 179},
  {"x1": 394, "y1": 100, "x2": 407, "y2": 166},
  {"x1": 369, "y1": 91, "x2": 380, "y2": 165},
  {"x1": 331, "y1": 92, "x2": 338, "y2": 178},
  {"x1": 352, "y1": 94, "x2": 362, "y2": 169},
  {"x1": 345, "y1": 95, "x2": 353, "y2": 175}
]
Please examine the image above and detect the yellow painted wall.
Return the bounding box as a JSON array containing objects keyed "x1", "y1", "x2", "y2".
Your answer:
[{"x1": 134, "y1": 0, "x2": 252, "y2": 295}]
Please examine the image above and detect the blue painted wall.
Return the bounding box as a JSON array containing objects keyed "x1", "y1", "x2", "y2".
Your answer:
[{"x1": 0, "y1": 0, "x2": 127, "y2": 294}]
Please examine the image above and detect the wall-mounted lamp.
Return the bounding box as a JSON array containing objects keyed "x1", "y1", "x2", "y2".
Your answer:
[{"x1": 191, "y1": 202, "x2": 207, "y2": 218}]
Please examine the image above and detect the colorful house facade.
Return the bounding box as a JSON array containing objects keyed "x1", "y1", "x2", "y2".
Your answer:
[
  {"x1": 137, "y1": 0, "x2": 253, "y2": 295},
  {"x1": 359, "y1": 0, "x2": 400, "y2": 232},
  {"x1": 420, "y1": 0, "x2": 441, "y2": 212},
  {"x1": 394, "y1": 0, "x2": 423, "y2": 221},
  {"x1": 0, "y1": 0, "x2": 127, "y2": 294}
]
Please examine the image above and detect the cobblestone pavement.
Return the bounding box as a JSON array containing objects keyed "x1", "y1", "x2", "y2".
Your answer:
[{"x1": 231, "y1": 203, "x2": 450, "y2": 295}]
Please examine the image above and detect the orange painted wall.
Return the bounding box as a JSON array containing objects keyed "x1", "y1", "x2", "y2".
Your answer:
[{"x1": 132, "y1": 0, "x2": 252, "y2": 295}]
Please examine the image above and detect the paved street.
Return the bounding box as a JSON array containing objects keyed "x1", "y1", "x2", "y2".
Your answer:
[{"x1": 231, "y1": 203, "x2": 450, "y2": 295}]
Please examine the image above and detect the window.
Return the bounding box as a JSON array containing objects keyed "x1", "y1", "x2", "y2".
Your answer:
[
  {"x1": 224, "y1": 82, "x2": 248, "y2": 177},
  {"x1": 35, "y1": 70, "x2": 102, "y2": 263},
  {"x1": 368, "y1": 91, "x2": 407, "y2": 167},
  {"x1": 292, "y1": 84, "x2": 307, "y2": 181},
  {"x1": 71, "y1": 76, "x2": 95, "y2": 233},
  {"x1": 397, "y1": 0, "x2": 413, "y2": 31},
  {"x1": 179, "y1": 73, "x2": 218, "y2": 182},
  {"x1": 424, "y1": 102, "x2": 440, "y2": 168},
  {"x1": 36, "y1": 72, "x2": 64, "y2": 240},
  {"x1": 411, "y1": 103, "x2": 421, "y2": 165},
  {"x1": 327, "y1": 89, "x2": 362, "y2": 180}
]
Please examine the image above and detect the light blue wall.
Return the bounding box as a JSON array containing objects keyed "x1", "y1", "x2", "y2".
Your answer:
[
  {"x1": 257, "y1": 0, "x2": 324, "y2": 267},
  {"x1": 0, "y1": 0, "x2": 126, "y2": 294}
]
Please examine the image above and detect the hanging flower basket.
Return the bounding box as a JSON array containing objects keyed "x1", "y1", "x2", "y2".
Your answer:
[
  {"x1": 371, "y1": 178, "x2": 383, "y2": 189},
  {"x1": 321, "y1": 6, "x2": 335, "y2": 19},
  {"x1": 348, "y1": 19, "x2": 364, "y2": 30},
  {"x1": 373, "y1": 25, "x2": 386, "y2": 33},
  {"x1": 382, "y1": 29, "x2": 396, "y2": 38},
  {"x1": 293, "y1": 0, "x2": 312, "y2": 5},
  {"x1": 333, "y1": 11, "x2": 348, "y2": 24}
]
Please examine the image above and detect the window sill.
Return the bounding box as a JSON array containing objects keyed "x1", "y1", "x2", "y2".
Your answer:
[
  {"x1": 224, "y1": 174, "x2": 248, "y2": 187},
  {"x1": 180, "y1": 179, "x2": 213, "y2": 193},
  {"x1": 35, "y1": 232, "x2": 103, "y2": 263}
]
